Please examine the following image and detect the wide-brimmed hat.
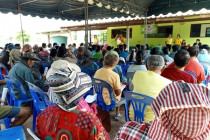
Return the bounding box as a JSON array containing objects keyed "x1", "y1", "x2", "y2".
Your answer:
[
  {"x1": 46, "y1": 60, "x2": 81, "y2": 78},
  {"x1": 148, "y1": 82, "x2": 210, "y2": 139},
  {"x1": 21, "y1": 52, "x2": 40, "y2": 61},
  {"x1": 46, "y1": 69, "x2": 92, "y2": 111}
]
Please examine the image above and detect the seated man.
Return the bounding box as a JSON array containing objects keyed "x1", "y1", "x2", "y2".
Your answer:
[
  {"x1": 0, "y1": 105, "x2": 31, "y2": 127},
  {"x1": 161, "y1": 50, "x2": 196, "y2": 83},
  {"x1": 115, "y1": 82, "x2": 210, "y2": 140},
  {"x1": 37, "y1": 69, "x2": 109, "y2": 140},
  {"x1": 8, "y1": 52, "x2": 45, "y2": 98},
  {"x1": 92, "y1": 45, "x2": 103, "y2": 59},
  {"x1": 169, "y1": 45, "x2": 180, "y2": 59},
  {"x1": 94, "y1": 53, "x2": 122, "y2": 132},
  {"x1": 119, "y1": 45, "x2": 130, "y2": 61},
  {"x1": 168, "y1": 46, "x2": 205, "y2": 83},
  {"x1": 131, "y1": 55, "x2": 171, "y2": 122}
]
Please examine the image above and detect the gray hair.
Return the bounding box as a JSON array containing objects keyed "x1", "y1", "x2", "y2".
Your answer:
[
  {"x1": 104, "y1": 54, "x2": 119, "y2": 67},
  {"x1": 147, "y1": 55, "x2": 164, "y2": 70}
]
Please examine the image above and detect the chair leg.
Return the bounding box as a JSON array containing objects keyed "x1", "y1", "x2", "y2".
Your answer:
[{"x1": 32, "y1": 108, "x2": 37, "y2": 131}]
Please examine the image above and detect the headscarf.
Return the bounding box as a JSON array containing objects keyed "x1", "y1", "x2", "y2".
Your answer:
[
  {"x1": 148, "y1": 82, "x2": 210, "y2": 140},
  {"x1": 8, "y1": 49, "x2": 21, "y2": 66},
  {"x1": 80, "y1": 50, "x2": 92, "y2": 67},
  {"x1": 46, "y1": 69, "x2": 92, "y2": 111}
]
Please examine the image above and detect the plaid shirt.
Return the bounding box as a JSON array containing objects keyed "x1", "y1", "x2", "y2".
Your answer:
[
  {"x1": 114, "y1": 121, "x2": 151, "y2": 140},
  {"x1": 149, "y1": 82, "x2": 210, "y2": 140}
]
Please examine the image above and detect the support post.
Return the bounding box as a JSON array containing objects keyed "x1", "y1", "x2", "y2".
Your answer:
[
  {"x1": 18, "y1": 0, "x2": 24, "y2": 45},
  {"x1": 48, "y1": 34, "x2": 50, "y2": 44},
  {"x1": 144, "y1": 12, "x2": 147, "y2": 44},
  {"x1": 84, "y1": 0, "x2": 88, "y2": 48},
  {"x1": 89, "y1": 30, "x2": 91, "y2": 43},
  {"x1": 126, "y1": 26, "x2": 130, "y2": 51}
]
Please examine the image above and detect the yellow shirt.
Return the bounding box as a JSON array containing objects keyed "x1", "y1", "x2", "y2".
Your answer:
[
  {"x1": 94, "y1": 38, "x2": 98, "y2": 44},
  {"x1": 130, "y1": 71, "x2": 171, "y2": 122},
  {"x1": 165, "y1": 38, "x2": 172, "y2": 45},
  {"x1": 94, "y1": 68, "x2": 121, "y2": 105},
  {"x1": 174, "y1": 38, "x2": 183, "y2": 46},
  {"x1": 116, "y1": 37, "x2": 125, "y2": 45}
]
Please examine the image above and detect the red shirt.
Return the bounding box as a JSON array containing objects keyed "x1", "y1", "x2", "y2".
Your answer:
[
  {"x1": 161, "y1": 68, "x2": 196, "y2": 84},
  {"x1": 168, "y1": 58, "x2": 205, "y2": 82},
  {"x1": 36, "y1": 106, "x2": 110, "y2": 140}
]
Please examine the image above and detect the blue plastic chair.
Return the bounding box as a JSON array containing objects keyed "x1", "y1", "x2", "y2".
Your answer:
[
  {"x1": 126, "y1": 72, "x2": 135, "y2": 91},
  {"x1": 0, "y1": 63, "x2": 8, "y2": 80},
  {"x1": 27, "y1": 82, "x2": 53, "y2": 131},
  {"x1": 185, "y1": 71, "x2": 197, "y2": 79},
  {"x1": 92, "y1": 78, "x2": 125, "y2": 111},
  {"x1": 0, "y1": 117, "x2": 11, "y2": 130},
  {"x1": 118, "y1": 64, "x2": 129, "y2": 77},
  {"x1": 0, "y1": 126, "x2": 26, "y2": 140},
  {"x1": 124, "y1": 91, "x2": 154, "y2": 123},
  {"x1": 81, "y1": 66, "x2": 94, "y2": 78},
  {"x1": 4, "y1": 75, "x2": 33, "y2": 107},
  {"x1": 202, "y1": 65, "x2": 209, "y2": 85},
  {"x1": 95, "y1": 62, "x2": 103, "y2": 68}
]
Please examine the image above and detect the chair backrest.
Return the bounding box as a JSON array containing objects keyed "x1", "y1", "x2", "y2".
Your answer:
[
  {"x1": 185, "y1": 71, "x2": 197, "y2": 79},
  {"x1": 27, "y1": 82, "x2": 52, "y2": 114},
  {"x1": 124, "y1": 91, "x2": 154, "y2": 123},
  {"x1": 4, "y1": 75, "x2": 29, "y2": 100},
  {"x1": 81, "y1": 66, "x2": 94, "y2": 77},
  {"x1": 0, "y1": 63, "x2": 8, "y2": 80},
  {"x1": 202, "y1": 64, "x2": 209, "y2": 78},
  {"x1": 126, "y1": 72, "x2": 135, "y2": 91},
  {"x1": 95, "y1": 62, "x2": 103, "y2": 68},
  {"x1": 92, "y1": 78, "x2": 116, "y2": 111},
  {"x1": 118, "y1": 64, "x2": 129, "y2": 77}
]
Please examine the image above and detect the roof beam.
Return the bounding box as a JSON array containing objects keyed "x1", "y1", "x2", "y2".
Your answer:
[
  {"x1": 58, "y1": 0, "x2": 66, "y2": 12},
  {"x1": 19, "y1": 0, "x2": 38, "y2": 6}
]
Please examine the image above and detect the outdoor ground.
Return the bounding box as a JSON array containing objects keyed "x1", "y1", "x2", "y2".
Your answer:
[{"x1": 24, "y1": 106, "x2": 125, "y2": 140}]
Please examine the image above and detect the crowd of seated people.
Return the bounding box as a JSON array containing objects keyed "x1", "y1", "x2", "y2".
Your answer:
[{"x1": 0, "y1": 40, "x2": 209, "y2": 140}]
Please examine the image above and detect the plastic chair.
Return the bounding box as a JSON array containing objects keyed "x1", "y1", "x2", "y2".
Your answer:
[
  {"x1": 118, "y1": 64, "x2": 129, "y2": 77},
  {"x1": 81, "y1": 66, "x2": 94, "y2": 77},
  {"x1": 0, "y1": 63, "x2": 8, "y2": 80},
  {"x1": 27, "y1": 128, "x2": 40, "y2": 140},
  {"x1": 126, "y1": 72, "x2": 135, "y2": 91},
  {"x1": 95, "y1": 62, "x2": 103, "y2": 68},
  {"x1": 92, "y1": 78, "x2": 125, "y2": 111},
  {"x1": 202, "y1": 65, "x2": 209, "y2": 86},
  {"x1": 185, "y1": 71, "x2": 197, "y2": 79},
  {"x1": 0, "y1": 117, "x2": 11, "y2": 130},
  {"x1": 27, "y1": 82, "x2": 53, "y2": 131},
  {"x1": 124, "y1": 91, "x2": 154, "y2": 123},
  {"x1": 4, "y1": 75, "x2": 33, "y2": 107},
  {"x1": 0, "y1": 126, "x2": 26, "y2": 140}
]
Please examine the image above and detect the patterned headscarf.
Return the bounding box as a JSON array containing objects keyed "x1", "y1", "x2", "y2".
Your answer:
[
  {"x1": 46, "y1": 69, "x2": 92, "y2": 111},
  {"x1": 8, "y1": 49, "x2": 21, "y2": 66},
  {"x1": 148, "y1": 82, "x2": 210, "y2": 140}
]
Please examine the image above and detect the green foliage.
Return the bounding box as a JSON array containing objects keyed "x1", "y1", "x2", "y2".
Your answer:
[
  {"x1": 99, "y1": 30, "x2": 107, "y2": 43},
  {"x1": 16, "y1": 31, "x2": 30, "y2": 43}
]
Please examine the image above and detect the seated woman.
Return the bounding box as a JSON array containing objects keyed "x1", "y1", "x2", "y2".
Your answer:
[
  {"x1": 37, "y1": 69, "x2": 109, "y2": 140},
  {"x1": 80, "y1": 50, "x2": 99, "y2": 73},
  {"x1": 94, "y1": 53, "x2": 123, "y2": 132},
  {"x1": 54, "y1": 46, "x2": 77, "y2": 63},
  {"x1": 127, "y1": 50, "x2": 147, "y2": 73}
]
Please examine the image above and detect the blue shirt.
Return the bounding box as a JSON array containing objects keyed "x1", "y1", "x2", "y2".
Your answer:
[
  {"x1": 113, "y1": 65, "x2": 127, "y2": 83},
  {"x1": 119, "y1": 51, "x2": 130, "y2": 60},
  {"x1": 8, "y1": 59, "x2": 45, "y2": 99}
]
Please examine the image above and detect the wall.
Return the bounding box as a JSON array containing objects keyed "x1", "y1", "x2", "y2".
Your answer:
[
  {"x1": 51, "y1": 36, "x2": 68, "y2": 45},
  {"x1": 107, "y1": 20, "x2": 210, "y2": 48}
]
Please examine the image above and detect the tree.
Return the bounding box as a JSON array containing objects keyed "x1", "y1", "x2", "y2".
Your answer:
[{"x1": 16, "y1": 30, "x2": 30, "y2": 43}]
